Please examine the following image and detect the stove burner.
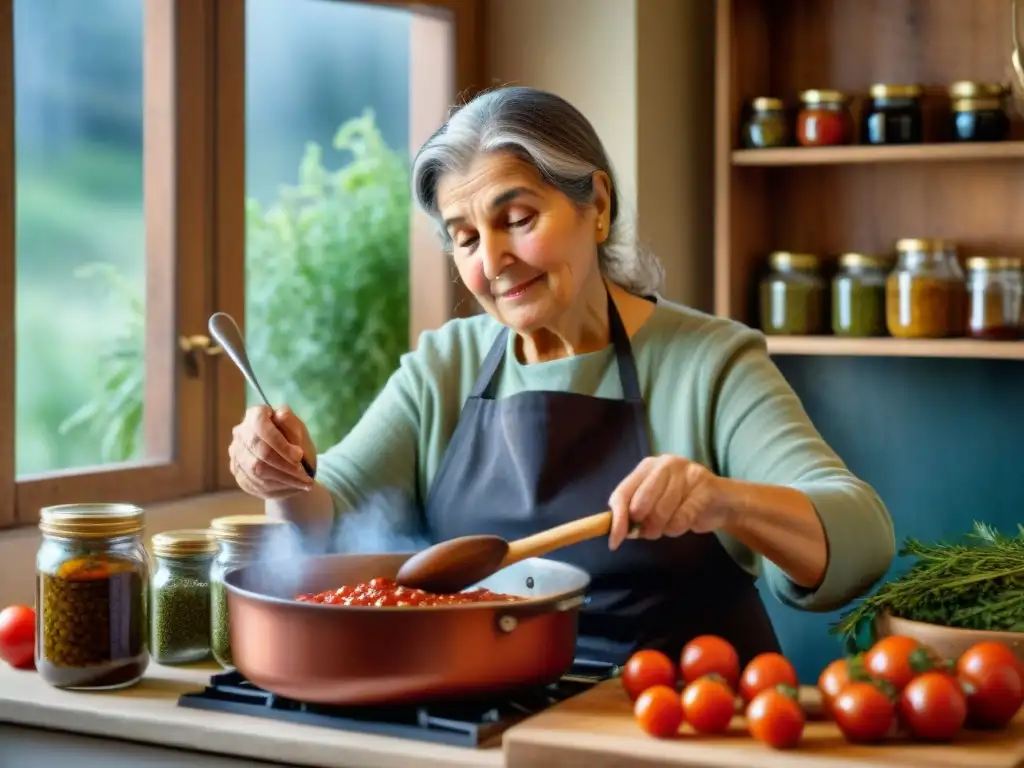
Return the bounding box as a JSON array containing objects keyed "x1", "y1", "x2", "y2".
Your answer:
[{"x1": 177, "y1": 659, "x2": 617, "y2": 748}]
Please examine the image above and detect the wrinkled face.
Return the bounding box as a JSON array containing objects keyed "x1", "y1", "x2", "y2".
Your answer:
[{"x1": 436, "y1": 153, "x2": 610, "y2": 332}]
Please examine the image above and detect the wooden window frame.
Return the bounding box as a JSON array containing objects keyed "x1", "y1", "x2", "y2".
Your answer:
[{"x1": 0, "y1": 0, "x2": 484, "y2": 529}]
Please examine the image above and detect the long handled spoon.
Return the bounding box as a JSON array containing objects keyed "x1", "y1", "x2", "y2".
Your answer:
[
  {"x1": 395, "y1": 510, "x2": 638, "y2": 594},
  {"x1": 208, "y1": 312, "x2": 316, "y2": 479}
]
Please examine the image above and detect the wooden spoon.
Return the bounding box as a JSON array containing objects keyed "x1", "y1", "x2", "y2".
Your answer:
[{"x1": 395, "y1": 511, "x2": 637, "y2": 594}]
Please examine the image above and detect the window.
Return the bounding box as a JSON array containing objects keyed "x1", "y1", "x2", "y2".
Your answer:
[{"x1": 0, "y1": 0, "x2": 483, "y2": 529}]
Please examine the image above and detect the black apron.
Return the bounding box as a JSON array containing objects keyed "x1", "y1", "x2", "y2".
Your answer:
[{"x1": 423, "y1": 293, "x2": 782, "y2": 667}]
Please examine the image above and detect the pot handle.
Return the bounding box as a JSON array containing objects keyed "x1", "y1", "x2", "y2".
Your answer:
[{"x1": 495, "y1": 594, "x2": 586, "y2": 633}]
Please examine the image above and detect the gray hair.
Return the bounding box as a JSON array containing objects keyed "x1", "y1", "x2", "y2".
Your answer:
[{"x1": 411, "y1": 86, "x2": 664, "y2": 296}]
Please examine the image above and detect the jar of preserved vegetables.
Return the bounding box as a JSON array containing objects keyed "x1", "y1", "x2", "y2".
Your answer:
[
  {"x1": 862, "y1": 83, "x2": 923, "y2": 145},
  {"x1": 796, "y1": 90, "x2": 851, "y2": 146},
  {"x1": 759, "y1": 251, "x2": 826, "y2": 335},
  {"x1": 742, "y1": 97, "x2": 790, "y2": 149},
  {"x1": 948, "y1": 81, "x2": 1011, "y2": 142},
  {"x1": 209, "y1": 515, "x2": 294, "y2": 669},
  {"x1": 832, "y1": 253, "x2": 892, "y2": 337},
  {"x1": 885, "y1": 239, "x2": 957, "y2": 338},
  {"x1": 36, "y1": 503, "x2": 150, "y2": 690},
  {"x1": 150, "y1": 529, "x2": 216, "y2": 665},
  {"x1": 964, "y1": 256, "x2": 1023, "y2": 340}
]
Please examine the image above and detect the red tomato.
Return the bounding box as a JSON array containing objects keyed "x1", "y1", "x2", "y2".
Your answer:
[
  {"x1": 957, "y1": 641, "x2": 1024, "y2": 729},
  {"x1": 899, "y1": 671, "x2": 967, "y2": 741},
  {"x1": 832, "y1": 682, "x2": 896, "y2": 743},
  {"x1": 0, "y1": 605, "x2": 35, "y2": 670},
  {"x1": 864, "y1": 635, "x2": 937, "y2": 692},
  {"x1": 680, "y1": 635, "x2": 740, "y2": 689},
  {"x1": 681, "y1": 676, "x2": 735, "y2": 734},
  {"x1": 621, "y1": 649, "x2": 677, "y2": 700},
  {"x1": 634, "y1": 684, "x2": 684, "y2": 738},
  {"x1": 739, "y1": 652, "x2": 798, "y2": 703},
  {"x1": 746, "y1": 687, "x2": 805, "y2": 750}
]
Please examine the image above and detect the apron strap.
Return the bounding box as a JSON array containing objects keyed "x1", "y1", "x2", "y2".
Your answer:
[{"x1": 469, "y1": 290, "x2": 644, "y2": 402}]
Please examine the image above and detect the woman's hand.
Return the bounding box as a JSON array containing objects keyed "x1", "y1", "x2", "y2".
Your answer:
[
  {"x1": 229, "y1": 405, "x2": 317, "y2": 500},
  {"x1": 607, "y1": 455, "x2": 731, "y2": 550}
]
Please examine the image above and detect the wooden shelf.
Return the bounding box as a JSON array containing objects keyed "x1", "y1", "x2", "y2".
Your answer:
[
  {"x1": 766, "y1": 336, "x2": 1024, "y2": 360},
  {"x1": 732, "y1": 142, "x2": 1024, "y2": 167}
]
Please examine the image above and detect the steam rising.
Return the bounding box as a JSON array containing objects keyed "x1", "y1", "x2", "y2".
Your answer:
[{"x1": 246, "y1": 489, "x2": 433, "y2": 599}]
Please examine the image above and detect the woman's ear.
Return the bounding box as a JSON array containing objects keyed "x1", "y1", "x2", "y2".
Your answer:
[{"x1": 591, "y1": 170, "x2": 612, "y2": 243}]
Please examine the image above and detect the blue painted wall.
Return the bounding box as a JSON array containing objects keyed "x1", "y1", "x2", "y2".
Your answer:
[{"x1": 755, "y1": 355, "x2": 1023, "y2": 683}]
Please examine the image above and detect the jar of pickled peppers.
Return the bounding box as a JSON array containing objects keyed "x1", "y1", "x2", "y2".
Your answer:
[{"x1": 796, "y1": 90, "x2": 851, "y2": 147}]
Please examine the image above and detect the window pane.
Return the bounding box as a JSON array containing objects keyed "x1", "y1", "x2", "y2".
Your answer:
[
  {"x1": 14, "y1": 0, "x2": 148, "y2": 476},
  {"x1": 244, "y1": 0, "x2": 452, "y2": 451}
]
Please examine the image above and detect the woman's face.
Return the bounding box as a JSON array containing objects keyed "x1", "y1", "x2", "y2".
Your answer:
[{"x1": 436, "y1": 152, "x2": 611, "y2": 333}]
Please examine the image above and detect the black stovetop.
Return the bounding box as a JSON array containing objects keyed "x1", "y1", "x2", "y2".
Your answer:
[{"x1": 177, "y1": 658, "x2": 618, "y2": 748}]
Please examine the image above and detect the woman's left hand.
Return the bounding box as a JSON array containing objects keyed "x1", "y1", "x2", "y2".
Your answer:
[{"x1": 607, "y1": 455, "x2": 733, "y2": 550}]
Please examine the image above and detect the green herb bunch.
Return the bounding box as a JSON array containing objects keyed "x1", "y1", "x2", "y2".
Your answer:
[{"x1": 832, "y1": 521, "x2": 1024, "y2": 652}]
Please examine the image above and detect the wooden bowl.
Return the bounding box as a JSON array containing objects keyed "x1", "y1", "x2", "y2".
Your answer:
[{"x1": 875, "y1": 612, "x2": 1024, "y2": 665}]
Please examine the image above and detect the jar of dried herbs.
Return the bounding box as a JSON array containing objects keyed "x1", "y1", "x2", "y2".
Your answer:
[
  {"x1": 885, "y1": 238, "x2": 957, "y2": 338},
  {"x1": 832, "y1": 253, "x2": 892, "y2": 337},
  {"x1": 965, "y1": 256, "x2": 1023, "y2": 340},
  {"x1": 209, "y1": 515, "x2": 293, "y2": 669},
  {"x1": 150, "y1": 529, "x2": 216, "y2": 665},
  {"x1": 759, "y1": 251, "x2": 826, "y2": 335},
  {"x1": 35, "y1": 503, "x2": 150, "y2": 690}
]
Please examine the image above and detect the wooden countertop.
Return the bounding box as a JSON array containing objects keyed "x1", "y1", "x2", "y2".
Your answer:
[
  {"x1": 0, "y1": 661, "x2": 502, "y2": 768},
  {"x1": 4, "y1": 662, "x2": 1024, "y2": 768},
  {"x1": 503, "y1": 679, "x2": 1024, "y2": 768}
]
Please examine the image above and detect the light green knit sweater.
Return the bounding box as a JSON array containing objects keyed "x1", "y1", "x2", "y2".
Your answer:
[{"x1": 317, "y1": 299, "x2": 895, "y2": 613}]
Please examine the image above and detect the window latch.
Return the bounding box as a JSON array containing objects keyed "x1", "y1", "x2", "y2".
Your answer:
[{"x1": 179, "y1": 334, "x2": 223, "y2": 378}]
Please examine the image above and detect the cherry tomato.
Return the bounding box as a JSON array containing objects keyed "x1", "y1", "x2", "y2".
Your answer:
[
  {"x1": 746, "y1": 686, "x2": 805, "y2": 750},
  {"x1": 634, "y1": 684, "x2": 684, "y2": 738},
  {"x1": 832, "y1": 681, "x2": 896, "y2": 743},
  {"x1": 622, "y1": 649, "x2": 678, "y2": 700},
  {"x1": 899, "y1": 671, "x2": 967, "y2": 741},
  {"x1": 739, "y1": 652, "x2": 798, "y2": 703},
  {"x1": 681, "y1": 676, "x2": 735, "y2": 734},
  {"x1": 957, "y1": 641, "x2": 1024, "y2": 729},
  {"x1": 0, "y1": 605, "x2": 35, "y2": 670},
  {"x1": 864, "y1": 635, "x2": 937, "y2": 692},
  {"x1": 680, "y1": 635, "x2": 740, "y2": 690}
]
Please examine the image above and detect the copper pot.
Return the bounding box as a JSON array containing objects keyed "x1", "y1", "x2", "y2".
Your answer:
[{"x1": 222, "y1": 552, "x2": 589, "y2": 705}]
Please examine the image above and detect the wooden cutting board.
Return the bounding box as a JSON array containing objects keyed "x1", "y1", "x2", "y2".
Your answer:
[{"x1": 502, "y1": 679, "x2": 1024, "y2": 768}]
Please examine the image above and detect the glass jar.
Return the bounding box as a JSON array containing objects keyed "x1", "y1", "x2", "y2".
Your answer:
[
  {"x1": 759, "y1": 251, "x2": 827, "y2": 335},
  {"x1": 832, "y1": 253, "x2": 892, "y2": 337},
  {"x1": 935, "y1": 239, "x2": 966, "y2": 336},
  {"x1": 965, "y1": 256, "x2": 1024, "y2": 340},
  {"x1": 948, "y1": 82, "x2": 1010, "y2": 142},
  {"x1": 862, "y1": 83, "x2": 923, "y2": 145},
  {"x1": 35, "y1": 504, "x2": 150, "y2": 690},
  {"x1": 796, "y1": 90, "x2": 851, "y2": 147},
  {"x1": 885, "y1": 239, "x2": 957, "y2": 338},
  {"x1": 741, "y1": 97, "x2": 790, "y2": 148},
  {"x1": 150, "y1": 529, "x2": 216, "y2": 665},
  {"x1": 209, "y1": 514, "x2": 294, "y2": 669}
]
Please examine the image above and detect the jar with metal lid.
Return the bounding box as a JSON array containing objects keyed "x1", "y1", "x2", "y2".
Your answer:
[
  {"x1": 832, "y1": 253, "x2": 892, "y2": 337},
  {"x1": 209, "y1": 514, "x2": 294, "y2": 669},
  {"x1": 885, "y1": 239, "x2": 957, "y2": 338},
  {"x1": 796, "y1": 90, "x2": 851, "y2": 147},
  {"x1": 965, "y1": 256, "x2": 1023, "y2": 340},
  {"x1": 862, "y1": 83, "x2": 923, "y2": 145},
  {"x1": 934, "y1": 239, "x2": 967, "y2": 336},
  {"x1": 741, "y1": 97, "x2": 790, "y2": 149},
  {"x1": 150, "y1": 529, "x2": 216, "y2": 665},
  {"x1": 759, "y1": 252, "x2": 827, "y2": 335},
  {"x1": 35, "y1": 504, "x2": 150, "y2": 690},
  {"x1": 948, "y1": 81, "x2": 1011, "y2": 142}
]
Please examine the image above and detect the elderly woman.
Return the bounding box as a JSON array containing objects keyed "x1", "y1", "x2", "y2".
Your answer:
[{"x1": 228, "y1": 86, "x2": 895, "y2": 666}]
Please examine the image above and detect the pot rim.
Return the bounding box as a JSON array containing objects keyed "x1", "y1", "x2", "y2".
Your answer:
[
  {"x1": 222, "y1": 553, "x2": 592, "y2": 614},
  {"x1": 879, "y1": 610, "x2": 1024, "y2": 638}
]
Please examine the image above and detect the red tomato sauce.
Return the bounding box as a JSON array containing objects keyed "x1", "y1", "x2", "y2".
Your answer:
[{"x1": 295, "y1": 576, "x2": 525, "y2": 607}]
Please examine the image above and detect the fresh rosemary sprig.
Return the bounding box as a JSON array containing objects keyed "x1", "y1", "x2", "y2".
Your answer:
[{"x1": 831, "y1": 521, "x2": 1024, "y2": 653}]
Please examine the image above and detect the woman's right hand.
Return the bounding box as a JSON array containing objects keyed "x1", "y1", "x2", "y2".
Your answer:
[{"x1": 229, "y1": 405, "x2": 317, "y2": 500}]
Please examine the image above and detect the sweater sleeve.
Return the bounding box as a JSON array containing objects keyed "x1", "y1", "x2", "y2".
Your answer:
[{"x1": 709, "y1": 326, "x2": 895, "y2": 613}]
